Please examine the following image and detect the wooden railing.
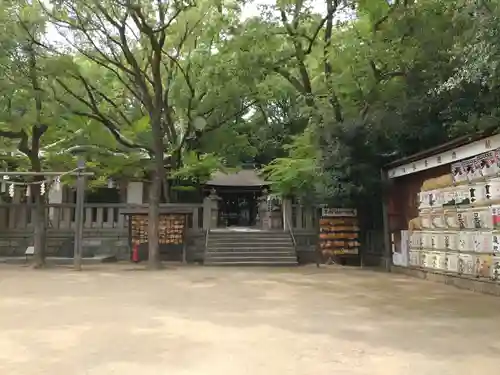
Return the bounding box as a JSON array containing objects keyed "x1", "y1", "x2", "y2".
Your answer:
[{"x1": 0, "y1": 203, "x2": 204, "y2": 232}]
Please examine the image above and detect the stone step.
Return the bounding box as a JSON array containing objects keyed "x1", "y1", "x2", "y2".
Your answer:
[
  {"x1": 208, "y1": 243, "x2": 292, "y2": 248},
  {"x1": 207, "y1": 238, "x2": 291, "y2": 244},
  {"x1": 205, "y1": 260, "x2": 298, "y2": 266},
  {"x1": 208, "y1": 239, "x2": 291, "y2": 244},
  {"x1": 209, "y1": 230, "x2": 291, "y2": 234},
  {"x1": 205, "y1": 230, "x2": 297, "y2": 266},
  {"x1": 208, "y1": 235, "x2": 292, "y2": 241},
  {"x1": 207, "y1": 246, "x2": 295, "y2": 254},
  {"x1": 206, "y1": 258, "x2": 297, "y2": 264},
  {"x1": 207, "y1": 243, "x2": 292, "y2": 249},
  {"x1": 206, "y1": 251, "x2": 295, "y2": 257}
]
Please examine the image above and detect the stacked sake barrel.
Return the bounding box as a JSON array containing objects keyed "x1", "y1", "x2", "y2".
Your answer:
[{"x1": 408, "y1": 150, "x2": 500, "y2": 281}]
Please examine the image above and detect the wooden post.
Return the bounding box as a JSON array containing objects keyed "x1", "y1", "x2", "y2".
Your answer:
[
  {"x1": 182, "y1": 214, "x2": 188, "y2": 264},
  {"x1": 74, "y1": 157, "x2": 85, "y2": 271},
  {"x1": 381, "y1": 168, "x2": 392, "y2": 272}
]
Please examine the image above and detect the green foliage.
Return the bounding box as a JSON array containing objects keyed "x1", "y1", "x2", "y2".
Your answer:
[
  {"x1": 171, "y1": 151, "x2": 225, "y2": 183},
  {"x1": 236, "y1": 0, "x2": 500, "y2": 206},
  {"x1": 0, "y1": 0, "x2": 84, "y2": 173},
  {"x1": 261, "y1": 130, "x2": 320, "y2": 200}
]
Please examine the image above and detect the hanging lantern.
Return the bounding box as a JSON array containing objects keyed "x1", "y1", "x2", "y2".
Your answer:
[
  {"x1": 8, "y1": 184, "x2": 14, "y2": 197},
  {"x1": 26, "y1": 185, "x2": 30, "y2": 197},
  {"x1": 40, "y1": 182, "x2": 45, "y2": 195},
  {"x1": 107, "y1": 178, "x2": 115, "y2": 188}
]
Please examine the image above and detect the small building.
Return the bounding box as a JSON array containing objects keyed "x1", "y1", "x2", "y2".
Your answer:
[
  {"x1": 204, "y1": 169, "x2": 285, "y2": 229},
  {"x1": 205, "y1": 169, "x2": 269, "y2": 228},
  {"x1": 383, "y1": 132, "x2": 500, "y2": 294}
]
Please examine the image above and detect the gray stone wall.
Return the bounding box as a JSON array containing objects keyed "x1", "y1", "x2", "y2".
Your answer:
[
  {"x1": 0, "y1": 229, "x2": 206, "y2": 262},
  {"x1": 0, "y1": 229, "x2": 130, "y2": 259},
  {"x1": 185, "y1": 232, "x2": 206, "y2": 263},
  {"x1": 295, "y1": 232, "x2": 317, "y2": 264},
  {"x1": 0, "y1": 233, "x2": 70, "y2": 257}
]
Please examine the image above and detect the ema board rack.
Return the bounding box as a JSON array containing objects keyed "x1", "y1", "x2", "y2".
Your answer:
[
  {"x1": 130, "y1": 214, "x2": 186, "y2": 245},
  {"x1": 319, "y1": 208, "x2": 360, "y2": 256}
]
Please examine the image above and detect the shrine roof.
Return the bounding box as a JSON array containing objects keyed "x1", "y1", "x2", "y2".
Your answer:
[{"x1": 206, "y1": 169, "x2": 268, "y2": 187}]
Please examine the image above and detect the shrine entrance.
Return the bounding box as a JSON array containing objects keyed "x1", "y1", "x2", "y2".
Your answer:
[
  {"x1": 205, "y1": 169, "x2": 269, "y2": 229},
  {"x1": 218, "y1": 190, "x2": 259, "y2": 227}
]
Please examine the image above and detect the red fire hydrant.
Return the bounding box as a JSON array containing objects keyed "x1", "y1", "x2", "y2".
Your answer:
[{"x1": 132, "y1": 243, "x2": 140, "y2": 263}]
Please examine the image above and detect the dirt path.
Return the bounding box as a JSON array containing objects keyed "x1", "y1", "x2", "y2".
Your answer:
[{"x1": 1, "y1": 264, "x2": 499, "y2": 375}]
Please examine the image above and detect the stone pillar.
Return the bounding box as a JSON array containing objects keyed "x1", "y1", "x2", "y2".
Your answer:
[
  {"x1": 266, "y1": 195, "x2": 283, "y2": 230},
  {"x1": 126, "y1": 181, "x2": 143, "y2": 204},
  {"x1": 48, "y1": 183, "x2": 63, "y2": 223},
  {"x1": 203, "y1": 189, "x2": 220, "y2": 230},
  {"x1": 257, "y1": 189, "x2": 270, "y2": 230},
  {"x1": 12, "y1": 186, "x2": 26, "y2": 228},
  {"x1": 48, "y1": 185, "x2": 63, "y2": 204}
]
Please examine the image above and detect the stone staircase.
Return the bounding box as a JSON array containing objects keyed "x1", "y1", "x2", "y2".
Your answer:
[{"x1": 204, "y1": 229, "x2": 298, "y2": 266}]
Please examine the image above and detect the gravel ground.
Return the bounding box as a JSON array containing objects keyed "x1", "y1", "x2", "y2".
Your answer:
[{"x1": 1, "y1": 264, "x2": 500, "y2": 375}]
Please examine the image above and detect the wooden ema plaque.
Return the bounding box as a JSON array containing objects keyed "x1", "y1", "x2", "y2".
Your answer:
[
  {"x1": 130, "y1": 214, "x2": 186, "y2": 245},
  {"x1": 319, "y1": 208, "x2": 360, "y2": 259}
]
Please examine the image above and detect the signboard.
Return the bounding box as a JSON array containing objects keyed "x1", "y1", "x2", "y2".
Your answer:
[
  {"x1": 318, "y1": 207, "x2": 360, "y2": 257},
  {"x1": 321, "y1": 207, "x2": 357, "y2": 217},
  {"x1": 387, "y1": 133, "x2": 500, "y2": 178},
  {"x1": 130, "y1": 214, "x2": 186, "y2": 245}
]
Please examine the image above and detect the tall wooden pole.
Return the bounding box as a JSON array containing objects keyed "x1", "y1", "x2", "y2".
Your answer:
[
  {"x1": 380, "y1": 168, "x2": 392, "y2": 272},
  {"x1": 74, "y1": 157, "x2": 85, "y2": 271}
]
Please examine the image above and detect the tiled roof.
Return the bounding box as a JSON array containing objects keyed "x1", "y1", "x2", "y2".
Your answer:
[{"x1": 206, "y1": 169, "x2": 268, "y2": 187}]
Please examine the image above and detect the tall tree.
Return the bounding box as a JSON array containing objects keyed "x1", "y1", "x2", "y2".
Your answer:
[
  {"x1": 233, "y1": 0, "x2": 468, "y2": 206},
  {"x1": 42, "y1": 0, "x2": 257, "y2": 267},
  {"x1": 0, "y1": 1, "x2": 75, "y2": 267}
]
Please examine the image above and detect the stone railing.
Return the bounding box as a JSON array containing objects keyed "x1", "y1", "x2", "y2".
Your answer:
[
  {"x1": 0, "y1": 202, "x2": 318, "y2": 233},
  {"x1": 0, "y1": 203, "x2": 204, "y2": 232}
]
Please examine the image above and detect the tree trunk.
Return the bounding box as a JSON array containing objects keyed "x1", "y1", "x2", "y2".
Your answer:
[
  {"x1": 32, "y1": 183, "x2": 46, "y2": 268},
  {"x1": 147, "y1": 105, "x2": 165, "y2": 269},
  {"x1": 148, "y1": 170, "x2": 162, "y2": 269}
]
